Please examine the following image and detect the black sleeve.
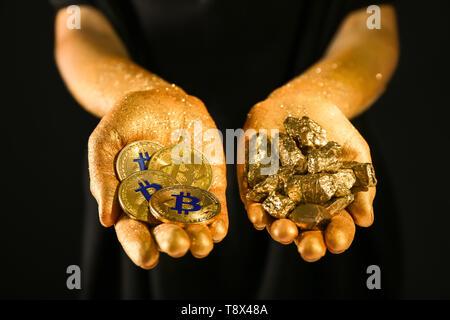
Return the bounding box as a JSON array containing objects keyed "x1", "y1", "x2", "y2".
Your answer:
[
  {"x1": 49, "y1": 0, "x2": 94, "y2": 10},
  {"x1": 344, "y1": 0, "x2": 395, "y2": 13}
]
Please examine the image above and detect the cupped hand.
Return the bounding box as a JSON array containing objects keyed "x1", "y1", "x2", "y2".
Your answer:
[
  {"x1": 88, "y1": 88, "x2": 228, "y2": 269},
  {"x1": 237, "y1": 95, "x2": 375, "y2": 262}
]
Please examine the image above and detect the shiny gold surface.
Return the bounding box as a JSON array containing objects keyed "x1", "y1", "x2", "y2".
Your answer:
[
  {"x1": 325, "y1": 212, "x2": 355, "y2": 254},
  {"x1": 118, "y1": 170, "x2": 177, "y2": 223},
  {"x1": 246, "y1": 175, "x2": 280, "y2": 202},
  {"x1": 307, "y1": 141, "x2": 342, "y2": 174},
  {"x1": 149, "y1": 185, "x2": 221, "y2": 224},
  {"x1": 116, "y1": 140, "x2": 163, "y2": 181},
  {"x1": 247, "y1": 202, "x2": 272, "y2": 230},
  {"x1": 277, "y1": 133, "x2": 307, "y2": 171},
  {"x1": 152, "y1": 224, "x2": 190, "y2": 258},
  {"x1": 262, "y1": 193, "x2": 296, "y2": 219},
  {"x1": 269, "y1": 219, "x2": 298, "y2": 244},
  {"x1": 333, "y1": 169, "x2": 356, "y2": 197},
  {"x1": 296, "y1": 231, "x2": 327, "y2": 262},
  {"x1": 246, "y1": 133, "x2": 274, "y2": 188},
  {"x1": 325, "y1": 194, "x2": 355, "y2": 216},
  {"x1": 289, "y1": 203, "x2": 331, "y2": 230},
  {"x1": 185, "y1": 224, "x2": 214, "y2": 258},
  {"x1": 149, "y1": 145, "x2": 213, "y2": 190},
  {"x1": 245, "y1": 116, "x2": 377, "y2": 238},
  {"x1": 115, "y1": 215, "x2": 159, "y2": 269},
  {"x1": 285, "y1": 173, "x2": 337, "y2": 204},
  {"x1": 283, "y1": 116, "x2": 327, "y2": 149},
  {"x1": 243, "y1": 116, "x2": 379, "y2": 262},
  {"x1": 209, "y1": 218, "x2": 228, "y2": 242}
]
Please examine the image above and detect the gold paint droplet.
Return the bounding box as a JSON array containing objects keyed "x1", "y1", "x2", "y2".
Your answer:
[{"x1": 375, "y1": 73, "x2": 383, "y2": 80}]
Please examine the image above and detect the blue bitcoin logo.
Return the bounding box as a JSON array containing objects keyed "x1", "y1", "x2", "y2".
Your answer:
[
  {"x1": 133, "y1": 152, "x2": 151, "y2": 171},
  {"x1": 171, "y1": 192, "x2": 201, "y2": 215},
  {"x1": 134, "y1": 181, "x2": 162, "y2": 201}
]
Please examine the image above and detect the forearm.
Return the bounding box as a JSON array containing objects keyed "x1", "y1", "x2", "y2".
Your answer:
[
  {"x1": 269, "y1": 5, "x2": 399, "y2": 119},
  {"x1": 54, "y1": 6, "x2": 171, "y2": 117}
]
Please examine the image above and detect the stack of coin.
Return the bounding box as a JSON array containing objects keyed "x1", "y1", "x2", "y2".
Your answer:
[
  {"x1": 116, "y1": 141, "x2": 220, "y2": 225},
  {"x1": 245, "y1": 116, "x2": 377, "y2": 230}
]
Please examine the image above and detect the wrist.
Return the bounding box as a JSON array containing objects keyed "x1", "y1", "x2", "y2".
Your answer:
[
  {"x1": 102, "y1": 82, "x2": 188, "y2": 117},
  {"x1": 268, "y1": 74, "x2": 366, "y2": 120},
  {"x1": 265, "y1": 85, "x2": 343, "y2": 119}
]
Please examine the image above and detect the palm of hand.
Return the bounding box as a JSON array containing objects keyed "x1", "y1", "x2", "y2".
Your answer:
[
  {"x1": 237, "y1": 98, "x2": 376, "y2": 262},
  {"x1": 88, "y1": 89, "x2": 228, "y2": 269}
]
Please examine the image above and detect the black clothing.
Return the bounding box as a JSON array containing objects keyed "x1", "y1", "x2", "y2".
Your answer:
[{"x1": 51, "y1": 0, "x2": 399, "y2": 299}]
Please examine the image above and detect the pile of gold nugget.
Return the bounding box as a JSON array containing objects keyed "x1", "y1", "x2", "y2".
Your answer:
[
  {"x1": 116, "y1": 141, "x2": 220, "y2": 226},
  {"x1": 246, "y1": 116, "x2": 377, "y2": 230}
]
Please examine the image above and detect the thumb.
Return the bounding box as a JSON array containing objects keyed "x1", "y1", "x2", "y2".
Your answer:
[
  {"x1": 343, "y1": 138, "x2": 376, "y2": 227},
  {"x1": 88, "y1": 123, "x2": 123, "y2": 227}
]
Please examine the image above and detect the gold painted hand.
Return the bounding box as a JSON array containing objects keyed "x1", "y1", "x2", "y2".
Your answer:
[{"x1": 88, "y1": 88, "x2": 228, "y2": 268}]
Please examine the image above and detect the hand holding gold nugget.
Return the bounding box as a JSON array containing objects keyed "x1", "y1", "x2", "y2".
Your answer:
[
  {"x1": 238, "y1": 100, "x2": 377, "y2": 262},
  {"x1": 88, "y1": 88, "x2": 228, "y2": 268}
]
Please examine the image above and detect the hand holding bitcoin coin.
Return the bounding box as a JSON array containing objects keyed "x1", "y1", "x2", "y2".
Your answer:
[
  {"x1": 238, "y1": 97, "x2": 376, "y2": 262},
  {"x1": 88, "y1": 88, "x2": 228, "y2": 269}
]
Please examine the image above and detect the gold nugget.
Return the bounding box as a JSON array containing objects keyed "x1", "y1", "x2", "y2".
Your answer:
[
  {"x1": 285, "y1": 173, "x2": 337, "y2": 204},
  {"x1": 307, "y1": 141, "x2": 342, "y2": 173},
  {"x1": 332, "y1": 169, "x2": 356, "y2": 196},
  {"x1": 262, "y1": 192, "x2": 296, "y2": 219},
  {"x1": 277, "y1": 133, "x2": 307, "y2": 172},
  {"x1": 246, "y1": 133, "x2": 275, "y2": 188},
  {"x1": 289, "y1": 203, "x2": 331, "y2": 230},
  {"x1": 325, "y1": 194, "x2": 355, "y2": 216},
  {"x1": 245, "y1": 116, "x2": 377, "y2": 232},
  {"x1": 283, "y1": 116, "x2": 327, "y2": 149},
  {"x1": 246, "y1": 174, "x2": 281, "y2": 202},
  {"x1": 341, "y1": 161, "x2": 377, "y2": 190}
]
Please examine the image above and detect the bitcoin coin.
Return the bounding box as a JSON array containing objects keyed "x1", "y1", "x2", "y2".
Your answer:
[
  {"x1": 116, "y1": 140, "x2": 163, "y2": 181},
  {"x1": 118, "y1": 170, "x2": 177, "y2": 223},
  {"x1": 149, "y1": 185, "x2": 221, "y2": 224},
  {"x1": 149, "y1": 145, "x2": 213, "y2": 190}
]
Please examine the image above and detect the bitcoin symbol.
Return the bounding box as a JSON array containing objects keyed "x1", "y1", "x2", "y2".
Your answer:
[
  {"x1": 134, "y1": 181, "x2": 162, "y2": 201},
  {"x1": 170, "y1": 192, "x2": 201, "y2": 215},
  {"x1": 133, "y1": 152, "x2": 151, "y2": 171}
]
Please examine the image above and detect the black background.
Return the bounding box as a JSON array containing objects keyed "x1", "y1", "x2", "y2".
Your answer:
[{"x1": 1, "y1": 0, "x2": 449, "y2": 299}]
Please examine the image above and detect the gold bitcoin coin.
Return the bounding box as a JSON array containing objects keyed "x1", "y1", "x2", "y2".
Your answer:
[
  {"x1": 149, "y1": 145, "x2": 213, "y2": 190},
  {"x1": 115, "y1": 140, "x2": 163, "y2": 181},
  {"x1": 149, "y1": 185, "x2": 221, "y2": 224},
  {"x1": 118, "y1": 170, "x2": 177, "y2": 223}
]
